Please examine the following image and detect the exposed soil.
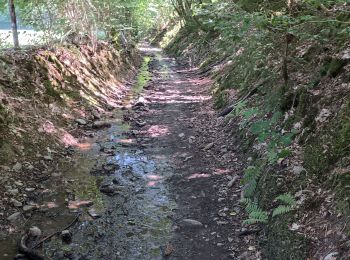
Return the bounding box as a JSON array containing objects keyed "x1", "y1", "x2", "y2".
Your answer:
[{"x1": 2, "y1": 46, "x2": 262, "y2": 259}]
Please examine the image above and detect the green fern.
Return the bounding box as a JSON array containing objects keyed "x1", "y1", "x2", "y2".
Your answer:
[
  {"x1": 272, "y1": 205, "x2": 293, "y2": 217},
  {"x1": 275, "y1": 193, "x2": 296, "y2": 206},
  {"x1": 241, "y1": 198, "x2": 268, "y2": 225},
  {"x1": 272, "y1": 193, "x2": 296, "y2": 217}
]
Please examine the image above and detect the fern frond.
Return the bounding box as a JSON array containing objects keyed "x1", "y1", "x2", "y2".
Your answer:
[
  {"x1": 275, "y1": 193, "x2": 296, "y2": 206},
  {"x1": 272, "y1": 205, "x2": 293, "y2": 217}
]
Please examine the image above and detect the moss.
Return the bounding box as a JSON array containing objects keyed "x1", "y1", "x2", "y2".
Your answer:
[
  {"x1": 320, "y1": 57, "x2": 348, "y2": 78},
  {"x1": 214, "y1": 90, "x2": 229, "y2": 109},
  {"x1": 264, "y1": 217, "x2": 309, "y2": 260},
  {"x1": 44, "y1": 80, "x2": 61, "y2": 100}
]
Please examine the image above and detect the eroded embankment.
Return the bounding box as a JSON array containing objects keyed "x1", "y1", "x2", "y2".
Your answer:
[
  {"x1": 163, "y1": 22, "x2": 350, "y2": 259},
  {"x1": 0, "y1": 42, "x2": 140, "y2": 257}
]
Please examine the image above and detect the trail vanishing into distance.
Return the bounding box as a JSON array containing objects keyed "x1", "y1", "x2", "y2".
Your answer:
[{"x1": 1, "y1": 0, "x2": 350, "y2": 259}]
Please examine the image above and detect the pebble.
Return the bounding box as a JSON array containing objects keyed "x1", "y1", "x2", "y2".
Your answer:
[
  {"x1": 181, "y1": 219, "x2": 203, "y2": 227},
  {"x1": 227, "y1": 176, "x2": 239, "y2": 188},
  {"x1": 75, "y1": 118, "x2": 87, "y2": 125},
  {"x1": 7, "y1": 212, "x2": 21, "y2": 222},
  {"x1": 8, "y1": 188, "x2": 19, "y2": 196},
  {"x1": 93, "y1": 121, "x2": 111, "y2": 129},
  {"x1": 324, "y1": 252, "x2": 338, "y2": 260},
  {"x1": 11, "y1": 199, "x2": 23, "y2": 207},
  {"x1": 23, "y1": 205, "x2": 36, "y2": 212},
  {"x1": 12, "y1": 163, "x2": 22, "y2": 172},
  {"x1": 29, "y1": 226, "x2": 42, "y2": 237},
  {"x1": 61, "y1": 230, "x2": 72, "y2": 244},
  {"x1": 25, "y1": 187, "x2": 36, "y2": 192}
]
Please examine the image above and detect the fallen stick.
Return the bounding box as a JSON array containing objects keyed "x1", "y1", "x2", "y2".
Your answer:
[
  {"x1": 32, "y1": 212, "x2": 81, "y2": 249},
  {"x1": 218, "y1": 78, "x2": 270, "y2": 117}
]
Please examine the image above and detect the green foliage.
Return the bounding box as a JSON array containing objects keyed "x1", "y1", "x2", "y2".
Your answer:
[
  {"x1": 241, "y1": 198, "x2": 269, "y2": 225},
  {"x1": 272, "y1": 193, "x2": 296, "y2": 217}
]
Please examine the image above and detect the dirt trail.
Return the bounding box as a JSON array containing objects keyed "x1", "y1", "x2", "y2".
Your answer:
[{"x1": 9, "y1": 46, "x2": 253, "y2": 259}]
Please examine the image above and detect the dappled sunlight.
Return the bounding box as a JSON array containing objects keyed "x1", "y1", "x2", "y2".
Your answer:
[
  {"x1": 39, "y1": 121, "x2": 56, "y2": 134},
  {"x1": 150, "y1": 93, "x2": 210, "y2": 104},
  {"x1": 147, "y1": 125, "x2": 170, "y2": 137},
  {"x1": 61, "y1": 133, "x2": 78, "y2": 146},
  {"x1": 187, "y1": 173, "x2": 211, "y2": 180},
  {"x1": 147, "y1": 174, "x2": 163, "y2": 181},
  {"x1": 119, "y1": 138, "x2": 135, "y2": 145},
  {"x1": 213, "y1": 168, "x2": 232, "y2": 175},
  {"x1": 42, "y1": 202, "x2": 59, "y2": 209},
  {"x1": 77, "y1": 142, "x2": 93, "y2": 151},
  {"x1": 138, "y1": 46, "x2": 162, "y2": 53}
]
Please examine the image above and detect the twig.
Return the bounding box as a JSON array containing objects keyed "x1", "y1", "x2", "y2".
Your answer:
[{"x1": 32, "y1": 213, "x2": 81, "y2": 249}]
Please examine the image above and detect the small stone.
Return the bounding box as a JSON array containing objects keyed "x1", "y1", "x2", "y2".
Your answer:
[
  {"x1": 11, "y1": 199, "x2": 22, "y2": 207},
  {"x1": 61, "y1": 230, "x2": 72, "y2": 244},
  {"x1": 93, "y1": 121, "x2": 111, "y2": 129},
  {"x1": 12, "y1": 163, "x2": 22, "y2": 172},
  {"x1": 23, "y1": 205, "x2": 36, "y2": 212},
  {"x1": 136, "y1": 121, "x2": 147, "y2": 127},
  {"x1": 178, "y1": 133, "x2": 185, "y2": 138},
  {"x1": 7, "y1": 212, "x2": 21, "y2": 222},
  {"x1": 75, "y1": 119, "x2": 87, "y2": 125},
  {"x1": 8, "y1": 188, "x2": 19, "y2": 196},
  {"x1": 25, "y1": 188, "x2": 36, "y2": 192},
  {"x1": 181, "y1": 219, "x2": 203, "y2": 227},
  {"x1": 227, "y1": 176, "x2": 239, "y2": 188},
  {"x1": 92, "y1": 111, "x2": 101, "y2": 119},
  {"x1": 292, "y1": 165, "x2": 306, "y2": 175},
  {"x1": 324, "y1": 252, "x2": 338, "y2": 260},
  {"x1": 29, "y1": 226, "x2": 42, "y2": 237},
  {"x1": 88, "y1": 208, "x2": 102, "y2": 219},
  {"x1": 203, "y1": 142, "x2": 214, "y2": 150}
]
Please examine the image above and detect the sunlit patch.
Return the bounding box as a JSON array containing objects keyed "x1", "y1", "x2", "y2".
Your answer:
[
  {"x1": 68, "y1": 200, "x2": 93, "y2": 209},
  {"x1": 147, "y1": 125, "x2": 169, "y2": 137},
  {"x1": 77, "y1": 142, "x2": 92, "y2": 151},
  {"x1": 147, "y1": 175, "x2": 163, "y2": 181},
  {"x1": 147, "y1": 181, "x2": 161, "y2": 187},
  {"x1": 62, "y1": 133, "x2": 78, "y2": 146},
  {"x1": 39, "y1": 121, "x2": 57, "y2": 134},
  {"x1": 187, "y1": 173, "x2": 211, "y2": 180},
  {"x1": 138, "y1": 46, "x2": 161, "y2": 53},
  {"x1": 213, "y1": 168, "x2": 232, "y2": 175},
  {"x1": 44, "y1": 202, "x2": 59, "y2": 209},
  {"x1": 119, "y1": 138, "x2": 134, "y2": 144}
]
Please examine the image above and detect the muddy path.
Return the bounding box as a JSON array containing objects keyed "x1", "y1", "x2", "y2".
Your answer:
[{"x1": 6, "y1": 46, "x2": 254, "y2": 259}]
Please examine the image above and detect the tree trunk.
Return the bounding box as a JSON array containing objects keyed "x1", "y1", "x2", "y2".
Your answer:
[{"x1": 9, "y1": 0, "x2": 19, "y2": 48}]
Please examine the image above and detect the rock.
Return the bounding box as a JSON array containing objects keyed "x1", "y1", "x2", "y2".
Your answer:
[
  {"x1": 23, "y1": 205, "x2": 36, "y2": 212},
  {"x1": 14, "y1": 181, "x2": 23, "y2": 186},
  {"x1": 227, "y1": 176, "x2": 239, "y2": 188},
  {"x1": 92, "y1": 111, "x2": 101, "y2": 119},
  {"x1": 29, "y1": 226, "x2": 42, "y2": 237},
  {"x1": 61, "y1": 230, "x2": 72, "y2": 244},
  {"x1": 178, "y1": 133, "x2": 185, "y2": 138},
  {"x1": 93, "y1": 121, "x2": 111, "y2": 129},
  {"x1": 11, "y1": 199, "x2": 23, "y2": 207},
  {"x1": 134, "y1": 97, "x2": 146, "y2": 107},
  {"x1": 324, "y1": 252, "x2": 338, "y2": 260},
  {"x1": 181, "y1": 219, "x2": 203, "y2": 227},
  {"x1": 136, "y1": 121, "x2": 147, "y2": 127},
  {"x1": 8, "y1": 188, "x2": 19, "y2": 196},
  {"x1": 88, "y1": 208, "x2": 102, "y2": 219},
  {"x1": 99, "y1": 184, "x2": 123, "y2": 195},
  {"x1": 292, "y1": 165, "x2": 306, "y2": 175},
  {"x1": 7, "y1": 212, "x2": 21, "y2": 222},
  {"x1": 203, "y1": 142, "x2": 214, "y2": 150},
  {"x1": 12, "y1": 163, "x2": 22, "y2": 172},
  {"x1": 75, "y1": 119, "x2": 87, "y2": 125},
  {"x1": 25, "y1": 187, "x2": 36, "y2": 192}
]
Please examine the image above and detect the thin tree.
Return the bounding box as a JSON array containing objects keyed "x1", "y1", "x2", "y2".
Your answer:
[{"x1": 9, "y1": 0, "x2": 19, "y2": 48}]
